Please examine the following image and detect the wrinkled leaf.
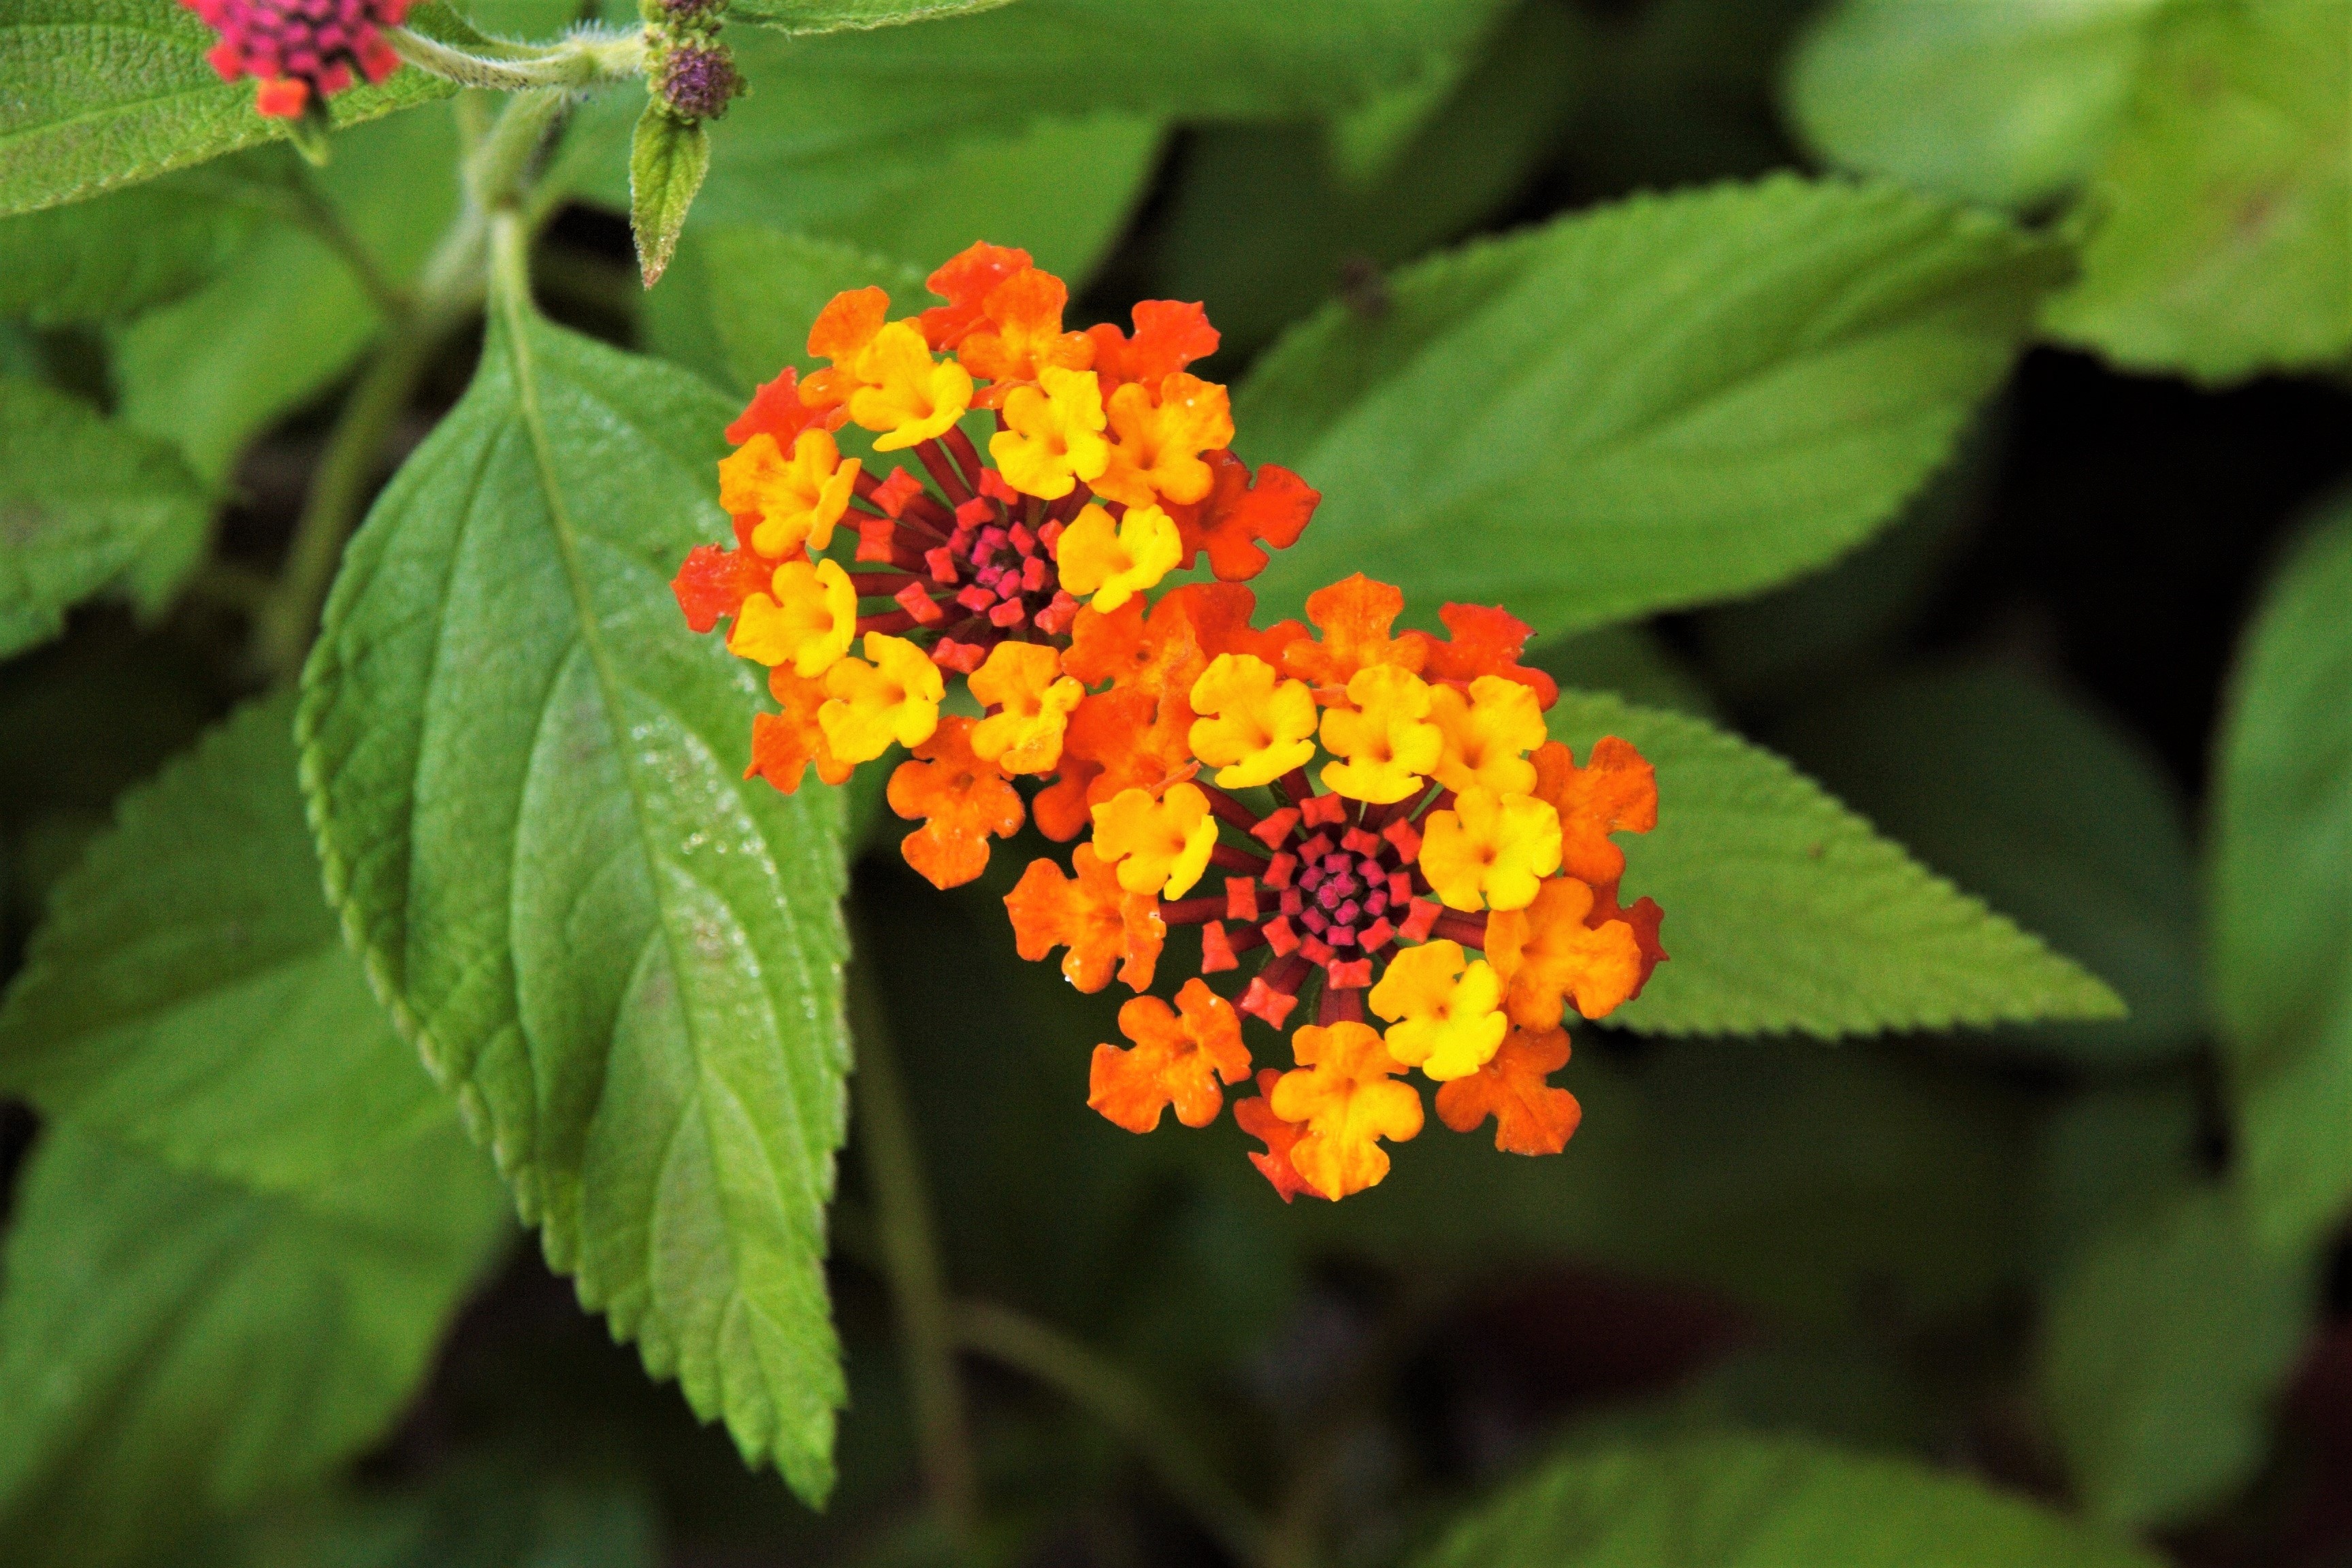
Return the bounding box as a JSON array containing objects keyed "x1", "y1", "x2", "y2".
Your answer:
[
  {"x1": 0, "y1": 0, "x2": 456, "y2": 217},
  {"x1": 1549, "y1": 691, "x2": 2125, "y2": 1037},
  {"x1": 2039, "y1": 1183, "x2": 2316, "y2": 1528},
  {"x1": 1772, "y1": 664, "x2": 2200, "y2": 1062},
  {"x1": 1422, "y1": 1432, "x2": 2163, "y2": 1567},
  {"x1": 1237, "y1": 176, "x2": 2069, "y2": 633},
  {"x1": 2211, "y1": 491, "x2": 2352, "y2": 1249},
  {"x1": 0, "y1": 376, "x2": 208, "y2": 659},
  {"x1": 299, "y1": 304, "x2": 851, "y2": 1500},
  {"x1": 2043, "y1": 0, "x2": 2352, "y2": 382},
  {"x1": 1787, "y1": 0, "x2": 2168, "y2": 210}
]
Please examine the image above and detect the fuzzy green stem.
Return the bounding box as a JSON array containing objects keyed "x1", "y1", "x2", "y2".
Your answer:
[
  {"x1": 954, "y1": 1301, "x2": 1270, "y2": 1567},
  {"x1": 387, "y1": 22, "x2": 649, "y2": 92},
  {"x1": 847, "y1": 936, "x2": 980, "y2": 1543}
]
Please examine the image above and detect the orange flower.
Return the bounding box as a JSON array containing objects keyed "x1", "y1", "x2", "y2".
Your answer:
[
  {"x1": 1403, "y1": 604, "x2": 1560, "y2": 708},
  {"x1": 800, "y1": 285, "x2": 891, "y2": 408},
  {"x1": 1164, "y1": 450, "x2": 1320, "y2": 583},
  {"x1": 725, "y1": 365, "x2": 849, "y2": 450},
  {"x1": 956, "y1": 265, "x2": 1095, "y2": 404},
  {"x1": 1269, "y1": 1022, "x2": 1424, "y2": 1199},
  {"x1": 1085, "y1": 299, "x2": 1220, "y2": 393},
  {"x1": 968, "y1": 640, "x2": 1083, "y2": 774},
  {"x1": 1092, "y1": 374, "x2": 1235, "y2": 510},
  {"x1": 917, "y1": 242, "x2": 1033, "y2": 350},
  {"x1": 1234, "y1": 1068, "x2": 1321, "y2": 1203},
  {"x1": 1004, "y1": 843, "x2": 1166, "y2": 994},
  {"x1": 1282, "y1": 574, "x2": 1428, "y2": 691},
  {"x1": 887, "y1": 717, "x2": 1025, "y2": 889},
  {"x1": 672, "y1": 527, "x2": 774, "y2": 634},
  {"x1": 746, "y1": 668, "x2": 853, "y2": 795},
  {"x1": 1088, "y1": 978, "x2": 1252, "y2": 1132},
  {"x1": 1494, "y1": 876, "x2": 1645, "y2": 1028},
  {"x1": 1531, "y1": 736, "x2": 1659, "y2": 885},
  {"x1": 1434, "y1": 1026, "x2": 1580, "y2": 1155}
]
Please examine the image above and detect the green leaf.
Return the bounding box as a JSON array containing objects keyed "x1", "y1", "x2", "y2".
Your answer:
[
  {"x1": 0, "y1": 693, "x2": 451, "y2": 1190},
  {"x1": 299, "y1": 304, "x2": 851, "y2": 1500},
  {"x1": 1527, "y1": 625, "x2": 1720, "y2": 719},
  {"x1": 2031, "y1": 1083, "x2": 2202, "y2": 1277},
  {"x1": 1155, "y1": 0, "x2": 1584, "y2": 353},
  {"x1": 644, "y1": 229, "x2": 928, "y2": 395},
  {"x1": 629, "y1": 107, "x2": 708, "y2": 289},
  {"x1": 1786, "y1": 0, "x2": 2168, "y2": 210},
  {"x1": 728, "y1": 0, "x2": 1017, "y2": 33},
  {"x1": 0, "y1": 375, "x2": 208, "y2": 660},
  {"x1": 114, "y1": 106, "x2": 461, "y2": 486},
  {"x1": 2038, "y1": 1184, "x2": 2317, "y2": 1528},
  {"x1": 0, "y1": 164, "x2": 265, "y2": 324},
  {"x1": 1544, "y1": 691, "x2": 2123, "y2": 1037},
  {"x1": 0, "y1": 0, "x2": 456, "y2": 218},
  {"x1": 234, "y1": 1460, "x2": 659, "y2": 1568},
  {"x1": 0, "y1": 1122, "x2": 510, "y2": 1568},
  {"x1": 1235, "y1": 176, "x2": 2070, "y2": 634},
  {"x1": 1771, "y1": 664, "x2": 2198, "y2": 1063},
  {"x1": 2042, "y1": 0, "x2": 2352, "y2": 383},
  {"x1": 2211, "y1": 491, "x2": 2352, "y2": 1249},
  {"x1": 1421, "y1": 1432, "x2": 2163, "y2": 1568}
]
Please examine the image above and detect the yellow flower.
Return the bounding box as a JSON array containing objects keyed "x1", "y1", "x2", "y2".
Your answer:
[
  {"x1": 848, "y1": 321, "x2": 975, "y2": 451},
  {"x1": 968, "y1": 641, "x2": 1084, "y2": 774},
  {"x1": 1090, "y1": 374, "x2": 1233, "y2": 510},
  {"x1": 1427, "y1": 674, "x2": 1546, "y2": 797},
  {"x1": 1318, "y1": 664, "x2": 1442, "y2": 804},
  {"x1": 1056, "y1": 502, "x2": 1181, "y2": 613},
  {"x1": 1368, "y1": 939, "x2": 1507, "y2": 1081},
  {"x1": 819, "y1": 632, "x2": 944, "y2": 763},
  {"x1": 1091, "y1": 783, "x2": 1218, "y2": 899},
  {"x1": 989, "y1": 366, "x2": 1109, "y2": 500},
  {"x1": 1188, "y1": 653, "x2": 1317, "y2": 789},
  {"x1": 1417, "y1": 785, "x2": 1563, "y2": 912},
  {"x1": 716, "y1": 428, "x2": 862, "y2": 559},
  {"x1": 1269, "y1": 1022, "x2": 1424, "y2": 1198},
  {"x1": 726, "y1": 557, "x2": 858, "y2": 678}
]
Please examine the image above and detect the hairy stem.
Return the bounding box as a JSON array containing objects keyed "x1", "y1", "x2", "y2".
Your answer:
[
  {"x1": 954, "y1": 1300, "x2": 1271, "y2": 1567},
  {"x1": 847, "y1": 934, "x2": 980, "y2": 1542},
  {"x1": 387, "y1": 22, "x2": 649, "y2": 93}
]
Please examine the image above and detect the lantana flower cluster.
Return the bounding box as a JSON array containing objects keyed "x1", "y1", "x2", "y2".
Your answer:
[
  {"x1": 183, "y1": 0, "x2": 408, "y2": 119},
  {"x1": 674, "y1": 244, "x2": 1665, "y2": 1203}
]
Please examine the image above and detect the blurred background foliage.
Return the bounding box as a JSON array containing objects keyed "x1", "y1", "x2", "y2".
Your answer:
[{"x1": 3, "y1": 0, "x2": 2351, "y2": 1565}]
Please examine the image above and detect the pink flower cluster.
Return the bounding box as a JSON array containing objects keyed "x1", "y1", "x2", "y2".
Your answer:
[{"x1": 184, "y1": 0, "x2": 408, "y2": 118}]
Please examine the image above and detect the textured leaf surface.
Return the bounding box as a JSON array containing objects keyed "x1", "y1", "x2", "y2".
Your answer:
[
  {"x1": 0, "y1": 1124, "x2": 508, "y2": 1568},
  {"x1": 0, "y1": 375, "x2": 208, "y2": 659},
  {"x1": 1548, "y1": 691, "x2": 2123, "y2": 1036},
  {"x1": 0, "y1": 0, "x2": 453, "y2": 216},
  {"x1": 0, "y1": 164, "x2": 263, "y2": 323},
  {"x1": 299, "y1": 307, "x2": 851, "y2": 1499},
  {"x1": 0, "y1": 694, "x2": 448, "y2": 1190},
  {"x1": 2038, "y1": 1184, "x2": 2315, "y2": 1529},
  {"x1": 1774, "y1": 664, "x2": 2198, "y2": 1062},
  {"x1": 1787, "y1": 0, "x2": 2168, "y2": 209},
  {"x1": 2212, "y1": 493, "x2": 2352, "y2": 1249},
  {"x1": 628, "y1": 108, "x2": 708, "y2": 288},
  {"x1": 1236, "y1": 176, "x2": 2068, "y2": 634},
  {"x1": 1422, "y1": 1433, "x2": 2163, "y2": 1567},
  {"x1": 2043, "y1": 0, "x2": 2352, "y2": 382}
]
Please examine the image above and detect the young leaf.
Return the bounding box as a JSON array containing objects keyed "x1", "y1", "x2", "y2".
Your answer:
[
  {"x1": 1235, "y1": 176, "x2": 2070, "y2": 634},
  {"x1": 728, "y1": 0, "x2": 1017, "y2": 33},
  {"x1": 0, "y1": 165, "x2": 263, "y2": 324},
  {"x1": 0, "y1": 1124, "x2": 510, "y2": 1568},
  {"x1": 2038, "y1": 1183, "x2": 2316, "y2": 1529},
  {"x1": 0, "y1": 376, "x2": 209, "y2": 661},
  {"x1": 299, "y1": 308, "x2": 851, "y2": 1501},
  {"x1": 1420, "y1": 1432, "x2": 2162, "y2": 1567},
  {"x1": 1547, "y1": 691, "x2": 2125, "y2": 1037},
  {"x1": 628, "y1": 107, "x2": 709, "y2": 289},
  {"x1": 1771, "y1": 664, "x2": 2202, "y2": 1063},
  {"x1": 1786, "y1": 0, "x2": 2168, "y2": 211},
  {"x1": 2043, "y1": 0, "x2": 2352, "y2": 383},
  {"x1": 2212, "y1": 492, "x2": 2352, "y2": 1250},
  {"x1": 0, "y1": 693, "x2": 450, "y2": 1191},
  {"x1": 0, "y1": 0, "x2": 455, "y2": 218}
]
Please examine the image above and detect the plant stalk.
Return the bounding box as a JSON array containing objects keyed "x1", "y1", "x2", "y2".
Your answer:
[{"x1": 847, "y1": 930, "x2": 981, "y2": 1543}]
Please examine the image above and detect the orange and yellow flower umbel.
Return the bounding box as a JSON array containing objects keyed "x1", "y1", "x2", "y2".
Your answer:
[{"x1": 674, "y1": 243, "x2": 1665, "y2": 1204}]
